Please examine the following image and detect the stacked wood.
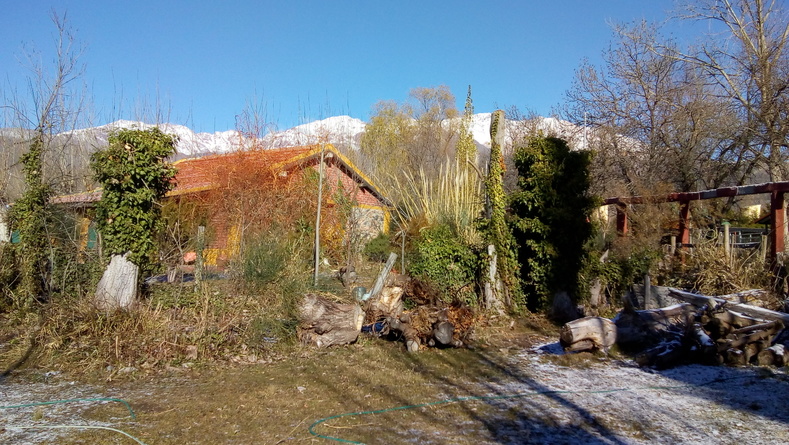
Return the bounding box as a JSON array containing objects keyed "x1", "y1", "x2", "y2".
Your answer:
[
  {"x1": 297, "y1": 294, "x2": 364, "y2": 347},
  {"x1": 610, "y1": 287, "x2": 788, "y2": 368},
  {"x1": 614, "y1": 304, "x2": 697, "y2": 348},
  {"x1": 559, "y1": 317, "x2": 617, "y2": 352},
  {"x1": 558, "y1": 286, "x2": 788, "y2": 367}
]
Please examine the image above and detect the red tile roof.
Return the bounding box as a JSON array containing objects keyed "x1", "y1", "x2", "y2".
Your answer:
[{"x1": 51, "y1": 145, "x2": 391, "y2": 207}]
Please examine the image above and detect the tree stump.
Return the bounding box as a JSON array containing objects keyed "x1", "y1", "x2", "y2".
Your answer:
[
  {"x1": 298, "y1": 294, "x2": 364, "y2": 347},
  {"x1": 560, "y1": 316, "x2": 617, "y2": 351},
  {"x1": 95, "y1": 253, "x2": 139, "y2": 311}
]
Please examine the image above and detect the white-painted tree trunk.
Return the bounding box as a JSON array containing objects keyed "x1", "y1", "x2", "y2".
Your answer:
[{"x1": 95, "y1": 253, "x2": 139, "y2": 311}]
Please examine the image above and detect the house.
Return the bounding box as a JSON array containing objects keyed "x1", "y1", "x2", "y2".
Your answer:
[{"x1": 51, "y1": 144, "x2": 391, "y2": 266}]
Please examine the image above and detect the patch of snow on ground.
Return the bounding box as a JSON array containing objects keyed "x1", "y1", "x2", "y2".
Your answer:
[
  {"x1": 0, "y1": 376, "x2": 139, "y2": 444},
  {"x1": 459, "y1": 343, "x2": 789, "y2": 444}
]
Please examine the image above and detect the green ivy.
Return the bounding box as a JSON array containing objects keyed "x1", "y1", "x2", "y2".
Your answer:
[
  {"x1": 485, "y1": 110, "x2": 520, "y2": 308},
  {"x1": 8, "y1": 133, "x2": 52, "y2": 307},
  {"x1": 510, "y1": 136, "x2": 598, "y2": 310},
  {"x1": 91, "y1": 128, "x2": 177, "y2": 273}
]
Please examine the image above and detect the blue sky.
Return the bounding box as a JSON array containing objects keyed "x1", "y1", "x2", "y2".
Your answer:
[{"x1": 1, "y1": 0, "x2": 686, "y2": 133}]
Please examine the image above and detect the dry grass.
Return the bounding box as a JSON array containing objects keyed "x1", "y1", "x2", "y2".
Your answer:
[
  {"x1": 391, "y1": 158, "x2": 484, "y2": 245},
  {"x1": 5, "y1": 317, "x2": 558, "y2": 445},
  {"x1": 0, "y1": 279, "x2": 305, "y2": 379}
]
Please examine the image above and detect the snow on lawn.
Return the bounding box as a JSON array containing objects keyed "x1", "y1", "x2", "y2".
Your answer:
[{"x1": 455, "y1": 342, "x2": 789, "y2": 444}]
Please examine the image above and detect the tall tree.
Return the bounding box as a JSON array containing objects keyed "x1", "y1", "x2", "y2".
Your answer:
[
  {"x1": 455, "y1": 85, "x2": 477, "y2": 168},
  {"x1": 6, "y1": 12, "x2": 85, "y2": 307},
  {"x1": 510, "y1": 136, "x2": 596, "y2": 310},
  {"x1": 359, "y1": 86, "x2": 459, "y2": 198}
]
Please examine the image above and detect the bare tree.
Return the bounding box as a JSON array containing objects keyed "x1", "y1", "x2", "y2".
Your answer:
[
  {"x1": 563, "y1": 20, "x2": 745, "y2": 197},
  {"x1": 674, "y1": 0, "x2": 789, "y2": 181}
]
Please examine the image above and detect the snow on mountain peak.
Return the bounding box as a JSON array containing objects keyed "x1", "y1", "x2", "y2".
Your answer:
[{"x1": 63, "y1": 113, "x2": 593, "y2": 157}]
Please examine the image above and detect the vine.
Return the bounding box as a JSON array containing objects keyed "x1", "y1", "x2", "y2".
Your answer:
[
  {"x1": 90, "y1": 128, "x2": 177, "y2": 272},
  {"x1": 485, "y1": 110, "x2": 520, "y2": 309},
  {"x1": 8, "y1": 133, "x2": 52, "y2": 307}
]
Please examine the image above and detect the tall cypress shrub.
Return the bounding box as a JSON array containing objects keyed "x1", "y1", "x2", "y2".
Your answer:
[{"x1": 510, "y1": 136, "x2": 596, "y2": 310}]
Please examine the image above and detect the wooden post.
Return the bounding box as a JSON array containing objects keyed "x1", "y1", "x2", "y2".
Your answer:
[
  {"x1": 615, "y1": 204, "x2": 628, "y2": 236},
  {"x1": 678, "y1": 200, "x2": 691, "y2": 248},
  {"x1": 313, "y1": 145, "x2": 326, "y2": 287},
  {"x1": 369, "y1": 252, "x2": 397, "y2": 301},
  {"x1": 770, "y1": 191, "x2": 785, "y2": 261},
  {"x1": 722, "y1": 221, "x2": 731, "y2": 263}
]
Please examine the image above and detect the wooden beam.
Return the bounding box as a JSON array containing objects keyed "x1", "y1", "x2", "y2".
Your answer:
[{"x1": 603, "y1": 181, "x2": 789, "y2": 206}]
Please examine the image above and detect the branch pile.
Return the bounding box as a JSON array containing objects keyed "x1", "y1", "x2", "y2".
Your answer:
[{"x1": 297, "y1": 258, "x2": 477, "y2": 352}]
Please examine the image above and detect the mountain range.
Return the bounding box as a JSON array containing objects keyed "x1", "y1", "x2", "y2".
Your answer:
[{"x1": 65, "y1": 113, "x2": 589, "y2": 157}]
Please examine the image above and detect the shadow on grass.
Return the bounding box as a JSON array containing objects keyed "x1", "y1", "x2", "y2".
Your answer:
[{"x1": 304, "y1": 340, "x2": 631, "y2": 444}]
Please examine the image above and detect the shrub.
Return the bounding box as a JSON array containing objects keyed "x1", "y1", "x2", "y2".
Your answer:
[
  {"x1": 0, "y1": 243, "x2": 17, "y2": 311},
  {"x1": 363, "y1": 232, "x2": 392, "y2": 262},
  {"x1": 409, "y1": 224, "x2": 481, "y2": 305},
  {"x1": 241, "y1": 234, "x2": 290, "y2": 288},
  {"x1": 510, "y1": 135, "x2": 597, "y2": 311}
]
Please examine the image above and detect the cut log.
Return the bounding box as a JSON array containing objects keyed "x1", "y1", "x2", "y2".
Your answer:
[
  {"x1": 708, "y1": 310, "x2": 763, "y2": 329},
  {"x1": 560, "y1": 317, "x2": 617, "y2": 351},
  {"x1": 95, "y1": 253, "x2": 139, "y2": 311},
  {"x1": 730, "y1": 320, "x2": 784, "y2": 336},
  {"x1": 724, "y1": 347, "x2": 747, "y2": 366},
  {"x1": 690, "y1": 323, "x2": 718, "y2": 364},
  {"x1": 757, "y1": 344, "x2": 786, "y2": 367},
  {"x1": 432, "y1": 321, "x2": 454, "y2": 346},
  {"x1": 298, "y1": 294, "x2": 364, "y2": 347},
  {"x1": 667, "y1": 288, "x2": 789, "y2": 324},
  {"x1": 563, "y1": 339, "x2": 597, "y2": 353},
  {"x1": 387, "y1": 316, "x2": 421, "y2": 352},
  {"x1": 363, "y1": 285, "x2": 404, "y2": 324}
]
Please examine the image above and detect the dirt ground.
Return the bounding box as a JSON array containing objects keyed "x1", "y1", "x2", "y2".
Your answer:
[{"x1": 2, "y1": 320, "x2": 788, "y2": 444}]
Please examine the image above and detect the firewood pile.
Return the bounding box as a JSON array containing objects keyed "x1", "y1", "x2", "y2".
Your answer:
[
  {"x1": 560, "y1": 286, "x2": 789, "y2": 369},
  {"x1": 297, "y1": 253, "x2": 477, "y2": 351}
]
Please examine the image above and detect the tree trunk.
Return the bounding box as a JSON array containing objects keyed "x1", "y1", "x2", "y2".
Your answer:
[
  {"x1": 94, "y1": 253, "x2": 139, "y2": 311},
  {"x1": 298, "y1": 294, "x2": 364, "y2": 347}
]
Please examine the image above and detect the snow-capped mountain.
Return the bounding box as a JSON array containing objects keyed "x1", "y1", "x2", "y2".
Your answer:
[{"x1": 61, "y1": 113, "x2": 591, "y2": 157}]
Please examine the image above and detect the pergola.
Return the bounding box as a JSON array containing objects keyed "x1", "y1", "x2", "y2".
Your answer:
[{"x1": 604, "y1": 182, "x2": 789, "y2": 260}]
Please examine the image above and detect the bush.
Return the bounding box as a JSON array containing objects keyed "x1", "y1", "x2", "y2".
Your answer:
[
  {"x1": 363, "y1": 232, "x2": 392, "y2": 262},
  {"x1": 241, "y1": 234, "x2": 290, "y2": 288},
  {"x1": 0, "y1": 243, "x2": 17, "y2": 311},
  {"x1": 409, "y1": 224, "x2": 481, "y2": 305},
  {"x1": 510, "y1": 136, "x2": 597, "y2": 310}
]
